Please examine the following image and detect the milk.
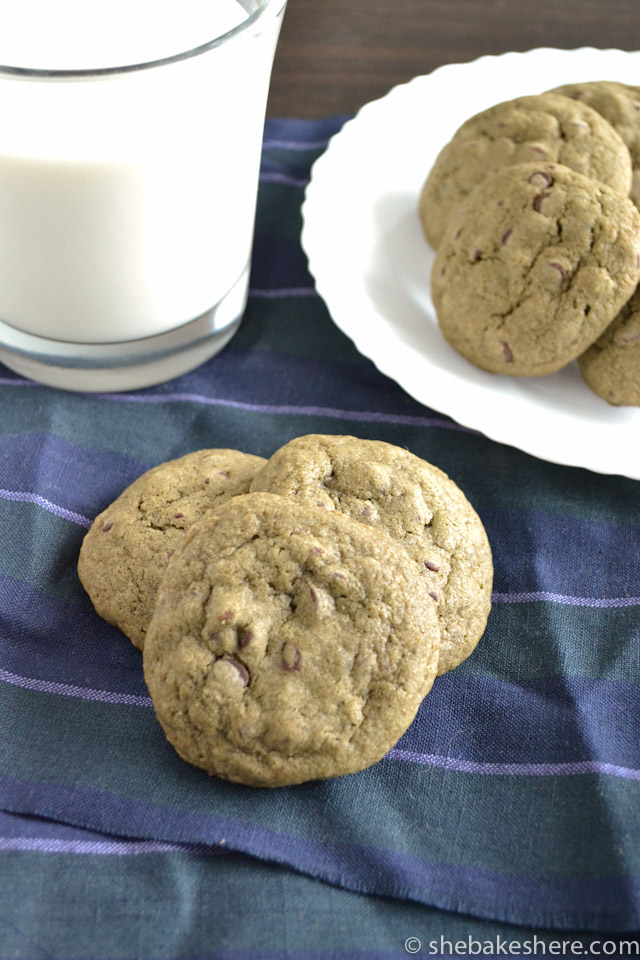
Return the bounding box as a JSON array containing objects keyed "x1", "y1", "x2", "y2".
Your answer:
[{"x1": 0, "y1": 0, "x2": 282, "y2": 345}]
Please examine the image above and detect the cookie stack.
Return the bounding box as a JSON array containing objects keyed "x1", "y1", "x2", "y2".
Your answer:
[
  {"x1": 78, "y1": 435, "x2": 493, "y2": 787},
  {"x1": 419, "y1": 88, "x2": 640, "y2": 405}
]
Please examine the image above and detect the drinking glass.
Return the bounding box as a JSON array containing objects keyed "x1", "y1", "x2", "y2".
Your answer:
[{"x1": 0, "y1": 0, "x2": 287, "y2": 391}]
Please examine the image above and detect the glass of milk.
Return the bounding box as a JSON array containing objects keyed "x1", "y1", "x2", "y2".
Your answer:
[{"x1": 0, "y1": 0, "x2": 287, "y2": 391}]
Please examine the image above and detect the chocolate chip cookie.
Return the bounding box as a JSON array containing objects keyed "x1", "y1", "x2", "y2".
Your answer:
[
  {"x1": 578, "y1": 284, "x2": 640, "y2": 406},
  {"x1": 250, "y1": 434, "x2": 492, "y2": 675},
  {"x1": 548, "y1": 81, "x2": 640, "y2": 209},
  {"x1": 419, "y1": 93, "x2": 633, "y2": 248},
  {"x1": 78, "y1": 449, "x2": 266, "y2": 649},
  {"x1": 431, "y1": 162, "x2": 640, "y2": 376},
  {"x1": 143, "y1": 492, "x2": 440, "y2": 787}
]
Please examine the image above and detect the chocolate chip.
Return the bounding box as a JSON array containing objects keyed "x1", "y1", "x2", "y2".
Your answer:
[
  {"x1": 173, "y1": 512, "x2": 184, "y2": 519},
  {"x1": 309, "y1": 586, "x2": 318, "y2": 609},
  {"x1": 362, "y1": 505, "x2": 372, "y2": 517},
  {"x1": 281, "y1": 648, "x2": 302, "y2": 672},
  {"x1": 429, "y1": 592, "x2": 439, "y2": 602},
  {"x1": 528, "y1": 171, "x2": 553, "y2": 188},
  {"x1": 501, "y1": 228, "x2": 513, "y2": 245},
  {"x1": 203, "y1": 478, "x2": 210, "y2": 485},
  {"x1": 533, "y1": 192, "x2": 551, "y2": 212},
  {"x1": 548, "y1": 262, "x2": 568, "y2": 285},
  {"x1": 219, "y1": 610, "x2": 234, "y2": 623},
  {"x1": 500, "y1": 341, "x2": 513, "y2": 362},
  {"x1": 238, "y1": 629, "x2": 253, "y2": 649},
  {"x1": 101, "y1": 522, "x2": 113, "y2": 532},
  {"x1": 472, "y1": 249, "x2": 483, "y2": 262},
  {"x1": 439, "y1": 266, "x2": 446, "y2": 278},
  {"x1": 224, "y1": 657, "x2": 250, "y2": 686},
  {"x1": 614, "y1": 329, "x2": 640, "y2": 345},
  {"x1": 166, "y1": 550, "x2": 174, "y2": 559},
  {"x1": 424, "y1": 560, "x2": 440, "y2": 572}
]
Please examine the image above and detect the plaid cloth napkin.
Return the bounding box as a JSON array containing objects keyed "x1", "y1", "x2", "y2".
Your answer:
[{"x1": 0, "y1": 117, "x2": 639, "y2": 955}]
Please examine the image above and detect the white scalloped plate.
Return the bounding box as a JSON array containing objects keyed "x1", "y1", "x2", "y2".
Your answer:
[{"x1": 301, "y1": 48, "x2": 640, "y2": 479}]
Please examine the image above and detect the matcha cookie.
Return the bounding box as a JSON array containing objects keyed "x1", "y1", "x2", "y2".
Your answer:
[
  {"x1": 419, "y1": 92, "x2": 632, "y2": 248},
  {"x1": 578, "y1": 284, "x2": 640, "y2": 406},
  {"x1": 78, "y1": 449, "x2": 266, "y2": 649},
  {"x1": 143, "y1": 492, "x2": 440, "y2": 787},
  {"x1": 431, "y1": 162, "x2": 640, "y2": 376},
  {"x1": 548, "y1": 81, "x2": 640, "y2": 209},
  {"x1": 250, "y1": 434, "x2": 492, "y2": 675}
]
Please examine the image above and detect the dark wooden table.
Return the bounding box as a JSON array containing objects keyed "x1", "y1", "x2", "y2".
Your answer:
[{"x1": 266, "y1": 0, "x2": 640, "y2": 117}]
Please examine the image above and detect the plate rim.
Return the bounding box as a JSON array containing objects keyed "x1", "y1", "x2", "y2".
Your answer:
[{"x1": 301, "y1": 46, "x2": 640, "y2": 480}]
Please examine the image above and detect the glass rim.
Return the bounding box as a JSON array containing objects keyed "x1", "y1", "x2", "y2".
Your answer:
[{"x1": 0, "y1": 0, "x2": 287, "y2": 80}]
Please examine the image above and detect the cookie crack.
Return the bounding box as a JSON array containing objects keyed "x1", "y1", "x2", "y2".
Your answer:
[{"x1": 137, "y1": 496, "x2": 187, "y2": 533}]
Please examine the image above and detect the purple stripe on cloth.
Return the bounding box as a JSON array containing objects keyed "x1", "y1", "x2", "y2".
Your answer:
[
  {"x1": 262, "y1": 137, "x2": 331, "y2": 150},
  {"x1": 0, "y1": 377, "x2": 34, "y2": 387},
  {"x1": 401, "y1": 674, "x2": 640, "y2": 768},
  {"x1": 2, "y1": 662, "x2": 639, "y2": 778},
  {"x1": 259, "y1": 171, "x2": 309, "y2": 188},
  {"x1": 248, "y1": 286, "x2": 316, "y2": 298},
  {"x1": 0, "y1": 488, "x2": 637, "y2": 620},
  {"x1": 0, "y1": 572, "x2": 149, "y2": 698},
  {"x1": 0, "y1": 668, "x2": 151, "y2": 708},
  {"x1": 0, "y1": 769, "x2": 636, "y2": 929},
  {"x1": 0, "y1": 488, "x2": 91, "y2": 528},
  {"x1": 82, "y1": 393, "x2": 476, "y2": 431},
  {"x1": 387, "y1": 749, "x2": 640, "y2": 781},
  {"x1": 0, "y1": 433, "x2": 149, "y2": 522},
  {"x1": 493, "y1": 591, "x2": 640, "y2": 608},
  {"x1": 0, "y1": 375, "x2": 473, "y2": 430},
  {"x1": 0, "y1": 836, "x2": 219, "y2": 856}
]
